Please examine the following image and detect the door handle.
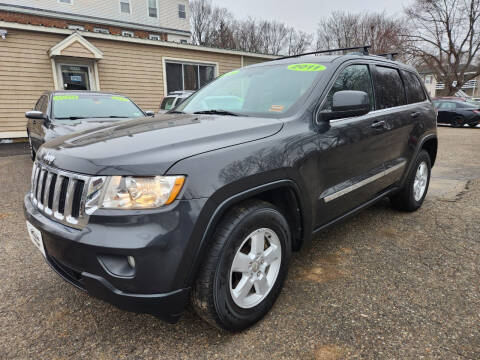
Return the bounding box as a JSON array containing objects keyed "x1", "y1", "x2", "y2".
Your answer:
[
  {"x1": 371, "y1": 120, "x2": 386, "y2": 129},
  {"x1": 411, "y1": 111, "x2": 421, "y2": 119}
]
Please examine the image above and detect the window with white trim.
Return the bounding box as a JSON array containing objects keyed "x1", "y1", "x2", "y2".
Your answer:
[
  {"x1": 58, "y1": 0, "x2": 73, "y2": 4},
  {"x1": 165, "y1": 61, "x2": 215, "y2": 93},
  {"x1": 120, "y1": 0, "x2": 131, "y2": 14},
  {"x1": 94, "y1": 28, "x2": 110, "y2": 34},
  {"x1": 149, "y1": 34, "x2": 161, "y2": 40},
  {"x1": 67, "y1": 24, "x2": 85, "y2": 31},
  {"x1": 122, "y1": 30, "x2": 134, "y2": 37},
  {"x1": 148, "y1": 0, "x2": 158, "y2": 18},
  {"x1": 425, "y1": 75, "x2": 433, "y2": 84},
  {"x1": 178, "y1": 4, "x2": 186, "y2": 19}
]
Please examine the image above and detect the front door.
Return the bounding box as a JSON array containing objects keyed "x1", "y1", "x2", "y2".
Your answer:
[
  {"x1": 313, "y1": 63, "x2": 394, "y2": 227},
  {"x1": 60, "y1": 64, "x2": 91, "y2": 90}
]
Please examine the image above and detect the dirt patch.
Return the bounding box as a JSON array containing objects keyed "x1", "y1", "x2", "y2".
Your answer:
[
  {"x1": 297, "y1": 248, "x2": 353, "y2": 283},
  {"x1": 0, "y1": 213, "x2": 10, "y2": 220},
  {"x1": 314, "y1": 344, "x2": 348, "y2": 360}
]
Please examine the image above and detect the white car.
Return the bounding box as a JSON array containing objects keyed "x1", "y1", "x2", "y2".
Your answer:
[{"x1": 158, "y1": 91, "x2": 194, "y2": 114}]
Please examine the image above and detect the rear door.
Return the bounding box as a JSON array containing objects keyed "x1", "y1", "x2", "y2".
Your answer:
[
  {"x1": 369, "y1": 65, "x2": 415, "y2": 187},
  {"x1": 437, "y1": 101, "x2": 457, "y2": 124}
]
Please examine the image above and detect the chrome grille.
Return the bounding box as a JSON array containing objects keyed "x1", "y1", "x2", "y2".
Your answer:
[{"x1": 30, "y1": 162, "x2": 94, "y2": 229}]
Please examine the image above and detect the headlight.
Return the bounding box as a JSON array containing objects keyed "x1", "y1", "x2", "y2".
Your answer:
[{"x1": 100, "y1": 176, "x2": 185, "y2": 209}]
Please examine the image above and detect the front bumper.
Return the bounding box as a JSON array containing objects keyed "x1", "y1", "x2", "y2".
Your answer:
[{"x1": 24, "y1": 194, "x2": 207, "y2": 323}]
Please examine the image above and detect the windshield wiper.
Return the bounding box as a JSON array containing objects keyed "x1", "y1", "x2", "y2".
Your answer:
[
  {"x1": 55, "y1": 116, "x2": 87, "y2": 120},
  {"x1": 193, "y1": 109, "x2": 245, "y2": 117},
  {"x1": 168, "y1": 110, "x2": 185, "y2": 114},
  {"x1": 95, "y1": 116, "x2": 130, "y2": 118}
]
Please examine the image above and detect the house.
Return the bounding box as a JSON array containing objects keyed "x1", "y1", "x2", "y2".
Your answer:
[
  {"x1": 418, "y1": 66, "x2": 480, "y2": 98},
  {"x1": 0, "y1": 1, "x2": 276, "y2": 139}
]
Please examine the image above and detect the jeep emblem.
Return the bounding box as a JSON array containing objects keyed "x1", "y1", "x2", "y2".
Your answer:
[{"x1": 43, "y1": 152, "x2": 55, "y2": 164}]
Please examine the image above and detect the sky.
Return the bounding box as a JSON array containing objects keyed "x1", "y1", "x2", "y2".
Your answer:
[{"x1": 210, "y1": 0, "x2": 414, "y2": 35}]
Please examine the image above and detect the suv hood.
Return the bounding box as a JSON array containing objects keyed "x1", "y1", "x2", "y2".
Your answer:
[{"x1": 39, "y1": 114, "x2": 283, "y2": 175}]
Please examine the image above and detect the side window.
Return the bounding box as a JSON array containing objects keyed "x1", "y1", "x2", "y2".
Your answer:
[
  {"x1": 34, "y1": 97, "x2": 43, "y2": 111},
  {"x1": 34, "y1": 96, "x2": 48, "y2": 113},
  {"x1": 40, "y1": 96, "x2": 49, "y2": 114},
  {"x1": 439, "y1": 102, "x2": 456, "y2": 109},
  {"x1": 322, "y1": 64, "x2": 374, "y2": 111},
  {"x1": 373, "y1": 66, "x2": 406, "y2": 109},
  {"x1": 401, "y1": 70, "x2": 426, "y2": 104}
]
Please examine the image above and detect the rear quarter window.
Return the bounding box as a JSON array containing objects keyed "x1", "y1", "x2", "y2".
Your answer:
[
  {"x1": 401, "y1": 70, "x2": 426, "y2": 104},
  {"x1": 373, "y1": 66, "x2": 406, "y2": 109}
]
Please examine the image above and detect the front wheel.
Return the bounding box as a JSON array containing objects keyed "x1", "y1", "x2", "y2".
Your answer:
[
  {"x1": 191, "y1": 200, "x2": 291, "y2": 331},
  {"x1": 27, "y1": 134, "x2": 36, "y2": 161},
  {"x1": 390, "y1": 150, "x2": 431, "y2": 212}
]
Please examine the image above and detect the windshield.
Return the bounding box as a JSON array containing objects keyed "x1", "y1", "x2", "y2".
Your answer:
[
  {"x1": 161, "y1": 97, "x2": 176, "y2": 110},
  {"x1": 176, "y1": 63, "x2": 326, "y2": 117},
  {"x1": 52, "y1": 94, "x2": 144, "y2": 120},
  {"x1": 466, "y1": 99, "x2": 480, "y2": 106}
]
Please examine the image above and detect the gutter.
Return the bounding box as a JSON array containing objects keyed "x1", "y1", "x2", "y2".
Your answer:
[{"x1": 0, "y1": 20, "x2": 279, "y2": 60}]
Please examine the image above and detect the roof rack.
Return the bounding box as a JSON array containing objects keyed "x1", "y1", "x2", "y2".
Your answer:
[
  {"x1": 376, "y1": 52, "x2": 399, "y2": 61},
  {"x1": 276, "y1": 45, "x2": 371, "y2": 60}
]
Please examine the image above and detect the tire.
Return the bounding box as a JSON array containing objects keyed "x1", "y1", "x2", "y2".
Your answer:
[
  {"x1": 27, "y1": 133, "x2": 36, "y2": 161},
  {"x1": 191, "y1": 200, "x2": 292, "y2": 331},
  {"x1": 451, "y1": 116, "x2": 464, "y2": 128},
  {"x1": 390, "y1": 150, "x2": 431, "y2": 212},
  {"x1": 469, "y1": 123, "x2": 478, "y2": 128}
]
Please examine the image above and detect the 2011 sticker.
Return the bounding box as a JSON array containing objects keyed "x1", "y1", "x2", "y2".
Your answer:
[
  {"x1": 222, "y1": 70, "x2": 240, "y2": 77},
  {"x1": 287, "y1": 63, "x2": 326, "y2": 72},
  {"x1": 53, "y1": 95, "x2": 79, "y2": 101},
  {"x1": 111, "y1": 96, "x2": 129, "y2": 102}
]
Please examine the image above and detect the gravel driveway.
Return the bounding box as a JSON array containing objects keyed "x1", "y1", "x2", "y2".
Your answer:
[{"x1": 1, "y1": 127, "x2": 479, "y2": 359}]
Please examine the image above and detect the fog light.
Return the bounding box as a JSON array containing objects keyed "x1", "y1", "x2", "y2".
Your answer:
[{"x1": 127, "y1": 256, "x2": 135, "y2": 268}]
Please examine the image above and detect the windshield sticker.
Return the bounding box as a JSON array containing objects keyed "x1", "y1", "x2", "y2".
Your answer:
[
  {"x1": 222, "y1": 70, "x2": 240, "y2": 77},
  {"x1": 269, "y1": 105, "x2": 285, "y2": 112},
  {"x1": 53, "y1": 95, "x2": 79, "y2": 101},
  {"x1": 287, "y1": 63, "x2": 326, "y2": 72},
  {"x1": 111, "y1": 96, "x2": 130, "y2": 102}
]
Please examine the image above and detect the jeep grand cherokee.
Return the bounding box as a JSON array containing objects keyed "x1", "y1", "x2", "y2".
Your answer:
[{"x1": 24, "y1": 53, "x2": 438, "y2": 331}]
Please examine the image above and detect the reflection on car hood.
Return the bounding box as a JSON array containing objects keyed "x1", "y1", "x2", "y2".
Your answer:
[
  {"x1": 45, "y1": 118, "x2": 136, "y2": 141},
  {"x1": 39, "y1": 114, "x2": 284, "y2": 175}
]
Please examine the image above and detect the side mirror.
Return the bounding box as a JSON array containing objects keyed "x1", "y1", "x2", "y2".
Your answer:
[
  {"x1": 144, "y1": 110, "x2": 155, "y2": 117},
  {"x1": 25, "y1": 111, "x2": 46, "y2": 120},
  {"x1": 320, "y1": 90, "x2": 370, "y2": 121}
]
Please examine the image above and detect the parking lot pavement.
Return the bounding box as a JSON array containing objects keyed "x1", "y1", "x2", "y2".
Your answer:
[{"x1": 0, "y1": 127, "x2": 479, "y2": 359}]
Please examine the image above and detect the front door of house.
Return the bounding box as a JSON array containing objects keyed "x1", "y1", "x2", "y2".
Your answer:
[{"x1": 61, "y1": 65, "x2": 90, "y2": 90}]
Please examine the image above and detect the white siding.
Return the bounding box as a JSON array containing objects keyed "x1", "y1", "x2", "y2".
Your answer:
[{"x1": 5, "y1": 0, "x2": 190, "y2": 33}]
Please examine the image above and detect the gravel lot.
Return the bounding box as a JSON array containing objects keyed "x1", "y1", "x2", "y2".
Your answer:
[{"x1": 1, "y1": 127, "x2": 479, "y2": 359}]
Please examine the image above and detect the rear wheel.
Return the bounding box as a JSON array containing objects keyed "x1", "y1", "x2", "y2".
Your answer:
[
  {"x1": 191, "y1": 200, "x2": 291, "y2": 331},
  {"x1": 390, "y1": 150, "x2": 431, "y2": 212},
  {"x1": 451, "y1": 116, "x2": 464, "y2": 128}
]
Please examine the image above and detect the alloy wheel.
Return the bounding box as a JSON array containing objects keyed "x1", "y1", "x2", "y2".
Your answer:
[
  {"x1": 413, "y1": 161, "x2": 428, "y2": 201},
  {"x1": 229, "y1": 228, "x2": 282, "y2": 309}
]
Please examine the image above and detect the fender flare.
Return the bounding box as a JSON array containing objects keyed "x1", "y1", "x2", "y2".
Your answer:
[
  {"x1": 184, "y1": 179, "x2": 311, "y2": 287},
  {"x1": 400, "y1": 133, "x2": 438, "y2": 188}
]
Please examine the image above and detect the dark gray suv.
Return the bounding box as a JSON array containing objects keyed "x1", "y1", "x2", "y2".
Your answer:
[{"x1": 24, "y1": 50, "x2": 437, "y2": 331}]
